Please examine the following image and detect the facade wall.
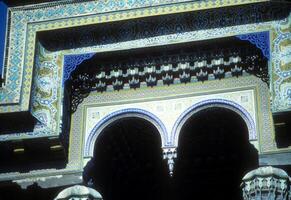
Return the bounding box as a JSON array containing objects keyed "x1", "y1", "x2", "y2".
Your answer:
[{"x1": 0, "y1": 0, "x2": 290, "y2": 191}]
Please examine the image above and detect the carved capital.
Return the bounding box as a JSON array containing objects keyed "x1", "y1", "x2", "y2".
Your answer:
[
  {"x1": 163, "y1": 147, "x2": 177, "y2": 177},
  {"x1": 241, "y1": 166, "x2": 290, "y2": 200}
]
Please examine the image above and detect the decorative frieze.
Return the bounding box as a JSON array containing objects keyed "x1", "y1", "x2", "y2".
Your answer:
[{"x1": 69, "y1": 40, "x2": 268, "y2": 112}]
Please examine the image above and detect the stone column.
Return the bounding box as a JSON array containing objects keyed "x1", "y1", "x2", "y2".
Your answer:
[
  {"x1": 54, "y1": 185, "x2": 102, "y2": 200},
  {"x1": 241, "y1": 166, "x2": 290, "y2": 200}
]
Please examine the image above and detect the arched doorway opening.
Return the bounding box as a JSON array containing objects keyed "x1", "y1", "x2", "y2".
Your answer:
[
  {"x1": 84, "y1": 117, "x2": 168, "y2": 200},
  {"x1": 173, "y1": 107, "x2": 258, "y2": 200}
]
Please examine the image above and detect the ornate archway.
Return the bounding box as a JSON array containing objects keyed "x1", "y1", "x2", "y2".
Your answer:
[
  {"x1": 84, "y1": 108, "x2": 168, "y2": 157},
  {"x1": 171, "y1": 99, "x2": 257, "y2": 147},
  {"x1": 83, "y1": 117, "x2": 168, "y2": 200}
]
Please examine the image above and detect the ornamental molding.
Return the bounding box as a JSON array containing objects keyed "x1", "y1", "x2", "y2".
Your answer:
[
  {"x1": 67, "y1": 37, "x2": 268, "y2": 112},
  {"x1": 2, "y1": 12, "x2": 279, "y2": 142},
  {"x1": 236, "y1": 31, "x2": 270, "y2": 60},
  {"x1": 0, "y1": 1, "x2": 289, "y2": 112},
  {"x1": 63, "y1": 53, "x2": 95, "y2": 85},
  {"x1": 170, "y1": 99, "x2": 257, "y2": 147},
  {"x1": 77, "y1": 76, "x2": 273, "y2": 179},
  {"x1": 78, "y1": 76, "x2": 274, "y2": 154},
  {"x1": 84, "y1": 108, "x2": 168, "y2": 157}
]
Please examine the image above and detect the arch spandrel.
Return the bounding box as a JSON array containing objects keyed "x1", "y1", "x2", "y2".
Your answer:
[
  {"x1": 77, "y1": 76, "x2": 275, "y2": 178},
  {"x1": 84, "y1": 108, "x2": 168, "y2": 157},
  {"x1": 171, "y1": 99, "x2": 257, "y2": 148}
]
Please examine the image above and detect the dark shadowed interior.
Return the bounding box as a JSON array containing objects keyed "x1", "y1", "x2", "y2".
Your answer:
[
  {"x1": 83, "y1": 117, "x2": 169, "y2": 200},
  {"x1": 83, "y1": 108, "x2": 259, "y2": 200},
  {"x1": 173, "y1": 107, "x2": 258, "y2": 200}
]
